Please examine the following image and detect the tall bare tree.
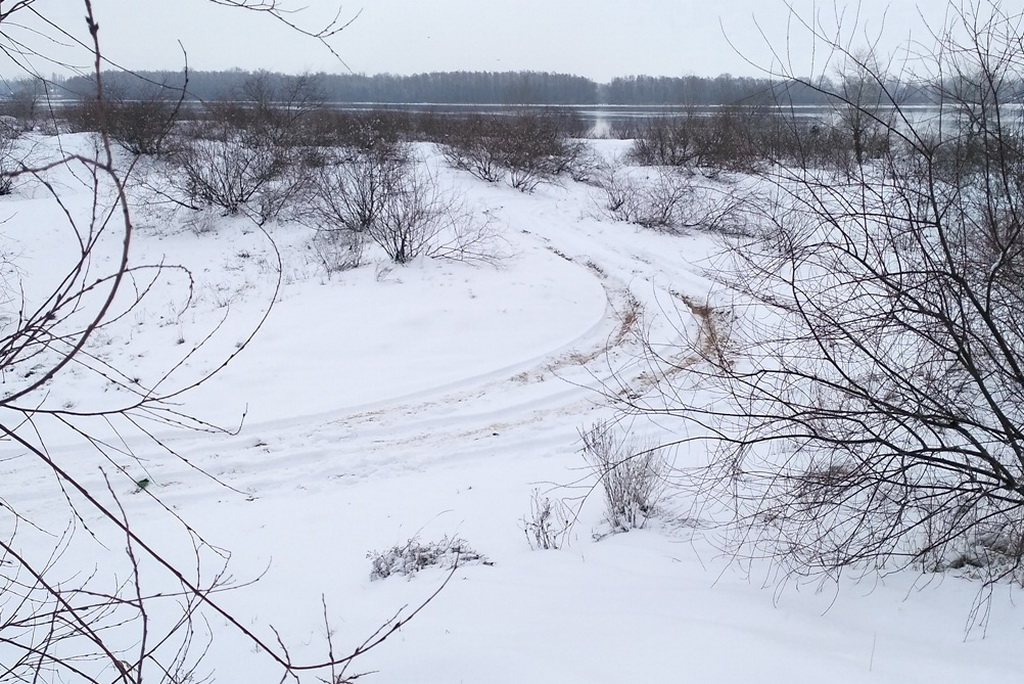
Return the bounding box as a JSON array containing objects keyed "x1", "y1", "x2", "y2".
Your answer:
[{"x1": 634, "y1": 1, "x2": 1024, "y2": 614}]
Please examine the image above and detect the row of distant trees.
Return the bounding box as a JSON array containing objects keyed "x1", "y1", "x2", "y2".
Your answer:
[
  {"x1": 54, "y1": 70, "x2": 598, "y2": 105},
  {"x1": 20, "y1": 68, "x2": 951, "y2": 107}
]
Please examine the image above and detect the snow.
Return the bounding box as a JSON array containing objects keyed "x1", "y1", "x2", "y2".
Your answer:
[{"x1": 2, "y1": 135, "x2": 1020, "y2": 683}]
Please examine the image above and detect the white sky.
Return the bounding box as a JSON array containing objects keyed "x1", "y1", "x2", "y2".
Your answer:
[{"x1": 12, "y1": 1, "x2": 953, "y2": 81}]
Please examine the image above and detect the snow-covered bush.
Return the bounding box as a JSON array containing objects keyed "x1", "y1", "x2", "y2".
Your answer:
[
  {"x1": 596, "y1": 166, "x2": 742, "y2": 233},
  {"x1": 598, "y1": 168, "x2": 691, "y2": 230},
  {"x1": 581, "y1": 422, "x2": 665, "y2": 533},
  {"x1": 309, "y1": 227, "x2": 364, "y2": 276},
  {"x1": 368, "y1": 536, "x2": 490, "y2": 580},
  {"x1": 521, "y1": 489, "x2": 570, "y2": 550}
]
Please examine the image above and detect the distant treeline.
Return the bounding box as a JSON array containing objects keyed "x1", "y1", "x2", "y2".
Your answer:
[
  {"x1": 58, "y1": 70, "x2": 599, "y2": 105},
  {"x1": 46, "y1": 69, "x2": 946, "y2": 107}
]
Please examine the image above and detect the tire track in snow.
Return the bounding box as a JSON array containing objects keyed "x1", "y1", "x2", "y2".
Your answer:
[
  {"x1": 180, "y1": 194, "x2": 715, "y2": 499},
  {"x1": 5, "y1": 182, "x2": 714, "y2": 513}
]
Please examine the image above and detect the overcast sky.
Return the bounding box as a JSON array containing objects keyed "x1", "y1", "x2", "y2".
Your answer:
[{"x1": 16, "y1": 1, "x2": 952, "y2": 81}]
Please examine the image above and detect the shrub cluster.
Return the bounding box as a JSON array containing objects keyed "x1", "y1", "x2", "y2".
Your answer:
[
  {"x1": 439, "y1": 111, "x2": 592, "y2": 191},
  {"x1": 303, "y1": 145, "x2": 500, "y2": 268},
  {"x1": 596, "y1": 166, "x2": 743, "y2": 234},
  {"x1": 628, "y1": 105, "x2": 894, "y2": 176},
  {"x1": 146, "y1": 75, "x2": 324, "y2": 224}
]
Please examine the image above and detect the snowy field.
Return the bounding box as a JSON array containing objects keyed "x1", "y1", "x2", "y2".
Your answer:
[{"x1": 2, "y1": 134, "x2": 1021, "y2": 683}]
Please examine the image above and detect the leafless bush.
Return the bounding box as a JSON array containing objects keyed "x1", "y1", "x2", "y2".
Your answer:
[
  {"x1": 159, "y1": 118, "x2": 311, "y2": 224},
  {"x1": 368, "y1": 536, "x2": 490, "y2": 580},
  {"x1": 440, "y1": 111, "x2": 589, "y2": 191},
  {"x1": 562, "y1": 141, "x2": 604, "y2": 184},
  {"x1": 82, "y1": 79, "x2": 186, "y2": 156},
  {"x1": 109, "y1": 98, "x2": 180, "y2": 156},
  {"x1": 599, "y1": 168, "x2": 690, "y2": 230},
  {"x1": 0, "y1": 129, "x2": 21, "y2": 195},
  {"x1": 628, "y1": 114, "x2": 709, "y2": 167},
  {"x1": 309, "y1": 227, "x2": 364, "y2": 276},
  {"x1": 306, "y1": 147, "x2": 410, "y2": 235},
  {"x1": 581, "y1": 422, "x2": 665, "y2": 533},
  {"x1": 64, "y1": 91, "x2": 180, "y2": 156},
  {"x1": 0, "y1": 78, "x2": 44, "y2": 131},
  {"x1": 61, "y1": 98, "x2": 103, "y2": 133},
  {"x1": 306, "y1": 148, "x2": 502, "y2": 264},
  {"x1": 173, "y1": 132, "x2": 287, "y2": 215},
  {"x1": 150, "y1": 72, "x2": 326, "y2": 222},
  {"x1": 369, "y1": 166, "x2": 491, "y2": 263},
  {"x1": 501, "y1": 112, "x2": 575, "y2": 192},
  {"x1": 522, "y1": 489, "x2": 570, "y2": 550},
  {"x1": 597, "y1": 166, "x2": 742, "y2": 233},
  {"x1": 203, "y1": 71, "x2": 325, "y2": 149},
  {"x1": 304, "y1": 109, "x2": 408, "y2": 155},
  {"x1": 439, "y1": 115, "x2": 506, "y2": 183},
  {"x1": 633, "y1": 2, "x2": 1024, "y2": 618},
  {"x1": 628, "y1": 103, "x2": 887, "y2": 176}
]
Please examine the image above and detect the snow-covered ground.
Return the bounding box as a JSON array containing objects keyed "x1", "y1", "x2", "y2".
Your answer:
[{"x1": 2, "y1": 135, "x2": 1020, "y2": 683}]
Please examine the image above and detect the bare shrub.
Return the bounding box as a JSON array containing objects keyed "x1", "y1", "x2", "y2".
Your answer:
[
  {"x1": 581, "y1": 422, "x2": 665, "y2": 533},
  {"x1": 306, "y1": 147, "x2": 410, "y2": 235},
  {"x1": 635, "y1": 2, "x2": 1024, "y2": 617},
  {"x1": 562, "y1": 142, "x2": 604, "y2": 184},
  {"x1": 204, "y1": 71, "x2": 325, "y2": 149},
  {"x1": 599, "y1": 169, "x2": 690, "y2": 230},
  {"x1": 501, "y1": 112, "x2": 575, "y2": 192},
  {"x1": 99, "y1": 81, "x2": 184, "y2": 156},
  {"x1": 304, "y1": 109, "x2": 408, "y2": 155},
  {"x1": 158, "y1": 117, "x2": 311, "y2": 224},
  {"x1": 111, "y1": 100, "x2": 178, "y2": 156},
  {"x1": 629, "y1": 105, "x2": 785, "y2": 174},
  {"x1": 62, "y1": 98, "x2": 104, "y2": 134},
  {"x1": 522, "y1": 489, "x2": 570, "y2": 550},
  {"x1": 152, "y1": 72, "x2": 326, "y2": 223},
  {"x1": 309, "y1": 228, "x2": 364, "y2": 276},
  {"x1": 440, "y1": 111, "x2": 589, "y2": 191},
  {"x1": 597, "y1": 166, "x2": 742, "y2": 233},
  {"x1": 305, "y1": 148, "x2": 502, "y2": 265},
  {"x1": 0, "y1": 129, "x2": 21, "y2": 195},
  {"x1": 61, "y1": 82, "x2": 181, "y2": 156},
  {"x1": 369, "y1": 167, "x2": 461, "y2": 263},
  {"x1": 368, "y1": 536, "x2": 490, "y2": 580},
  {"x1": 0, "y1": 78, "x2": 44, "y2": 131},
  {"x1": 173, "y1": 132, "x2": 287, "y2": 215},
  {"x1": 439, "y1": 115, "x2": 506, "y2": 183},
  {"x1": 415, "y1": 193, "x2": 507, "y2": 264},
  {"x1": 628, "y1": 114, "x2": 708, "y2": 167}
]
